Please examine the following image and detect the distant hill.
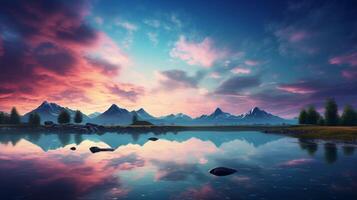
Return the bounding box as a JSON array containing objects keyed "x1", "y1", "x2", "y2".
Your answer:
[
  {"x1": 92, "y1": 104, "x2": 133, "y2": 125},
  {"x1": 132, "y1": 108, "x2": 155, "y2": 120},
  {"x1": 193, "y1": 107, "x2": 291, "y2": 125},
  {"x1": 22, "y1": 101, "x2": 89, "y2": 123},
  {"x1": 21, "y1": 102, "x2": 295, "y2": 125},
  {"x1": 159, "y1": 113, "x2": 193, "y2": 125},
  {"x1": 88, "y1": 112, "x2": 101, "y2": 118}
]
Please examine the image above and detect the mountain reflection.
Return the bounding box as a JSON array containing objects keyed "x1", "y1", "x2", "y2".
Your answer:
[
  {"x1": 0, "y1": 131, "x2": 284, "y2": 199},
  {"x1": 1, "y1": 131, "x2": 356, "y2": 200}
]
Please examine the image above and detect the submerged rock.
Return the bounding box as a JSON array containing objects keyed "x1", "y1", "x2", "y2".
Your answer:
[
  {"x1": 70, "y1": 147, "x2": 76, "y2": 151},
  {"x1": 209, "y1": 167, "x2": 237, "y2": 176},
  {"x1": 89, "y1": 146, "x2": 114, "y2": 153},
  {"x1": 148, "y1": 137, "x2": 159, "y2": 141}
]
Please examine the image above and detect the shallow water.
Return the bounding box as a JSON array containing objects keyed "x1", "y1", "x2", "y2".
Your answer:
[{"x1": 0, "y1": 131, "x2": 356, "y2": 200}]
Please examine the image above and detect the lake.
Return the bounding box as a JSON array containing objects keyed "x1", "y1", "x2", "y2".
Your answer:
[{"x1": 0, "y1": 131, "x2": 356, "y2": 200}]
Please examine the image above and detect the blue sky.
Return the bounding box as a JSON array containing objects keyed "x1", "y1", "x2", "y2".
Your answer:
[{"x1": 0, "y1": 0, "x2": 357, "y2": 117}]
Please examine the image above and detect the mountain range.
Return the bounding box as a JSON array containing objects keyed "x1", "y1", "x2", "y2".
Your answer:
[{"x1": 21, "y1": 101, "x2": 295, "y2": 125}]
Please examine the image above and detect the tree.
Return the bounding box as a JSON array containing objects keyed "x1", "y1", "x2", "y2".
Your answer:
[
  {"x1": 28, "y1": 112, "x2": 41, "y2": 126},
  {"x1": 325, "y1": 98, "x2": 339, "y2": 126},
  {"x1": 306, "y1": 106, "x2": 320, "y2": 124},
  {"x1": 340, "y1": 105, "x2": 357, "y2": 126},
  {"x1": 0, "y1": 112, "x2": 4, "y2": 124},
  {"x1": 58, "y1": 110, "x2": 70, "y2": 124},
  {"x1": 298, "y1": 109, "x2": 307, "y2": 124},
  {"x1": 318, "y1": 117, "x2": 325, "y2": 125},
  {"x1": 10, "y1": 107, "x2": 21, "y2": 124},
  {"x1": 74, "y1": 110, "x2": 83, "y2": 124}
]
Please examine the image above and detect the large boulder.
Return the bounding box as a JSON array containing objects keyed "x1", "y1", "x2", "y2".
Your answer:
[{"x1": 89, "y1": 146, "x2": 114, "y2": 153}]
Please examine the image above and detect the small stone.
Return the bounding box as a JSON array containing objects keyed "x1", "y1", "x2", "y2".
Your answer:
[
  {"x1": 148, "y1": 137, "x2": 158, "y2": 141},
  {"x1": 209, "y1": 167, "x2": 237, "y2": 176}
]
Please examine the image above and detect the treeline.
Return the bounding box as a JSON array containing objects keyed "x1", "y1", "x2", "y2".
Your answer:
[
  {"x1": 0, "y1": 108, "x2": 84, "y2": 126},
  {"x1": 299, "y1": 98, "x2": 357, "y2": 126}
]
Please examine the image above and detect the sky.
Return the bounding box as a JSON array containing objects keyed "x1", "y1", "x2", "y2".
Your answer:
[{"x1": 0, "y1": 0, "x2": 357, "y2": 118}]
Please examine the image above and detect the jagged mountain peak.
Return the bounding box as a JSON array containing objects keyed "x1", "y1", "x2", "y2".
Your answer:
[
  {"x1": 137, "y1": 108, "x2": 146, "y2": 112},
  {"x1": 102, "y1": 104, "x2": 129, "y2": 115},
  {"x1": 108, "y1": 104, "x2": 120, "y2": 110},
  {"x1": 133, "y1": 108, "x2": 155, "y2": 119},
  {"x1": 213, "y1": 107, "x2": 223, "y2": 115},
  {"x1": 249, "y1": 107, "x2": 266, "y2": 114}
]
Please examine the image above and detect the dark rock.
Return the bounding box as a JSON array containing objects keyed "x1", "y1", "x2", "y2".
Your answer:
[
  {"x1": 148, "y1": 137, "x2": 158, "y2": 141},
  {"x1": 44, "y1": 121, "x2": 55, "y2": 126},
  {"x1": 86, "y1": 123, "x2": 99, "y2": 127},
  {"x1": 89, "y1": 146, "x2": 114, "y2": 153},
  {"x1": 70, "y1": 147, "x2": 76, "y2": 151},
  {"x1": 209, "y1": 167, "x2": 237, "y2": 176}
]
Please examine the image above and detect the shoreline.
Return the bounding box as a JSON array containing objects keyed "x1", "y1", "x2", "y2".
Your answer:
[{"x1": 1, "y1": 124, "x2": 357, "y2": 143}]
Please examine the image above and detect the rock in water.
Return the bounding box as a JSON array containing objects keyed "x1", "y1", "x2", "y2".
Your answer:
[
  {"x1": 70, "y1": 147, "x2": 76, "y2": 151},
  {"x1": 209, "y1": 167, "x2": 237, "y2": 176},
  {"x1": 89, "y1": 146, "x2": 114, "y2": 153},
  {"x1": 148, "y1": 137, "x2": 159, "y2": 141}
]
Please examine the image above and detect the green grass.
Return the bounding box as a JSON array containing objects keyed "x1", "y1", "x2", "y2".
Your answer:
[{"x1": 268, "y1": 125, "x2": 357, "y2": 141}]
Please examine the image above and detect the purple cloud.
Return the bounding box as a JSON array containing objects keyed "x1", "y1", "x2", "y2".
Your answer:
[
  {"x1": 214, "y1": 75, "x2": 261, "y2": 95},
  {"x1": 157, "y1": 69, "x2": 205, "y2": 90}
]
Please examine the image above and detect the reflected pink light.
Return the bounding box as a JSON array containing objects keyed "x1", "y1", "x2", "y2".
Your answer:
[{"x1": 280, "y1": 158, "x2": 314, "y2": 167}]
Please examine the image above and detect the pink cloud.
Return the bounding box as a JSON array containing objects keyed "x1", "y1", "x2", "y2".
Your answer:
[
  {"x1": 170, "y1": 36, "x2": 227, "y2": 67},
  {"x1": 244, "y1": 60, "x2": 260, "y2": 66},
  {"x1": 209, "y1": 72, "x2": 221, "y2": 79},
  {"x1": 329, "y1": 52, "x2": 357, "y2": 67},
  {"x1": 342, "y1": 69, "x2": 357, "y2": 79},
  {"x1": 274, "y1": 27, "x2": 317, "y2": 56},
  {"x1": 275, "y1": 28, "x2": 310, "y2": 43},
  {"x1": 289, "y1": 31, "x2": 310, "y2": 42},
  {"x1": 231, "y1": 67, "x2": 251, "y2": 74},
  {"x1": 277, "y1": 85, "x2": 316, "y2": 94},
  {"x1": 0, "y1": 0, "x2": 144, "y2": 114}
]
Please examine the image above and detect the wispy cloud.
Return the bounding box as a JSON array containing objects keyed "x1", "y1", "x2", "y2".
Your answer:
[
  {"x1": 143, "y1": 19, "x2": 161, "y2": 28},
  {"x1": 147, "y1": 32, "x2": 159, "y2": 46},
  {"x1": 231, "y1": 67, "x2": 251, "y2": 74},
  {"x1": 329, "y1": 52, "x2": 357, "y2": 67},
  {"x1": 170, "y1": 36, "x2": 227, "y2": 67}
]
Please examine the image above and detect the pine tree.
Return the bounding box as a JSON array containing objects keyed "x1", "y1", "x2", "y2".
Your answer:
[
  {"x1": 58, "y1": 110, "x2": 70, "y2": 124},
  {"x1": 0, "y1": 112, "x2": 4, "y2": 124},
  {"x1": 298, "y1": 109, "x2": 307, "y2": 124},
  {"x1": 74, "y1": 110, "x2": 83, "y2": 124},
  {"x1": 306, "y1": 106, "x2": 320, "y2": 125},
  {"x1": 324, "y1": 98, "x2": 339, "y2": 126},
  {"x1": 29, "y1": 112, "x2": 41, "y2": 126},
  {"x1": 340, "y1": 105, "x2": 357, "y2": 126},
  {"x1": 10, "y1": 107, "x2": 21, "y2": 124},
  {"x1": 318, "y1": 117, "x2": 325, "y2": 125}
]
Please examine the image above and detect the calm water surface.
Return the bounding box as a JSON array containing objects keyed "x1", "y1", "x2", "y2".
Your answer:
[{"x1": 0, "y1": 131, "x2": 356, "y2": 200}]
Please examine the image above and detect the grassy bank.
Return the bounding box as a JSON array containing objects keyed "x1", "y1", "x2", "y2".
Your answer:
[{"x1": 265, "y1": 125, "x2": 357, "y2": 142}]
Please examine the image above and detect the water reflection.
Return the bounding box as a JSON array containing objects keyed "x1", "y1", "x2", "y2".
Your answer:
[
  {"x1": 298, "y1": 138, "x2": 318, "y2": 156},
  {"x1": 0, "y1": 131, "x2": 356, "y2": 200},
  {"x1": 342, "y1": 145, "x2": 355, "y2": 156},
  {"x1": 324, "y1": 143, "x2": 338, "y2": 164}
]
